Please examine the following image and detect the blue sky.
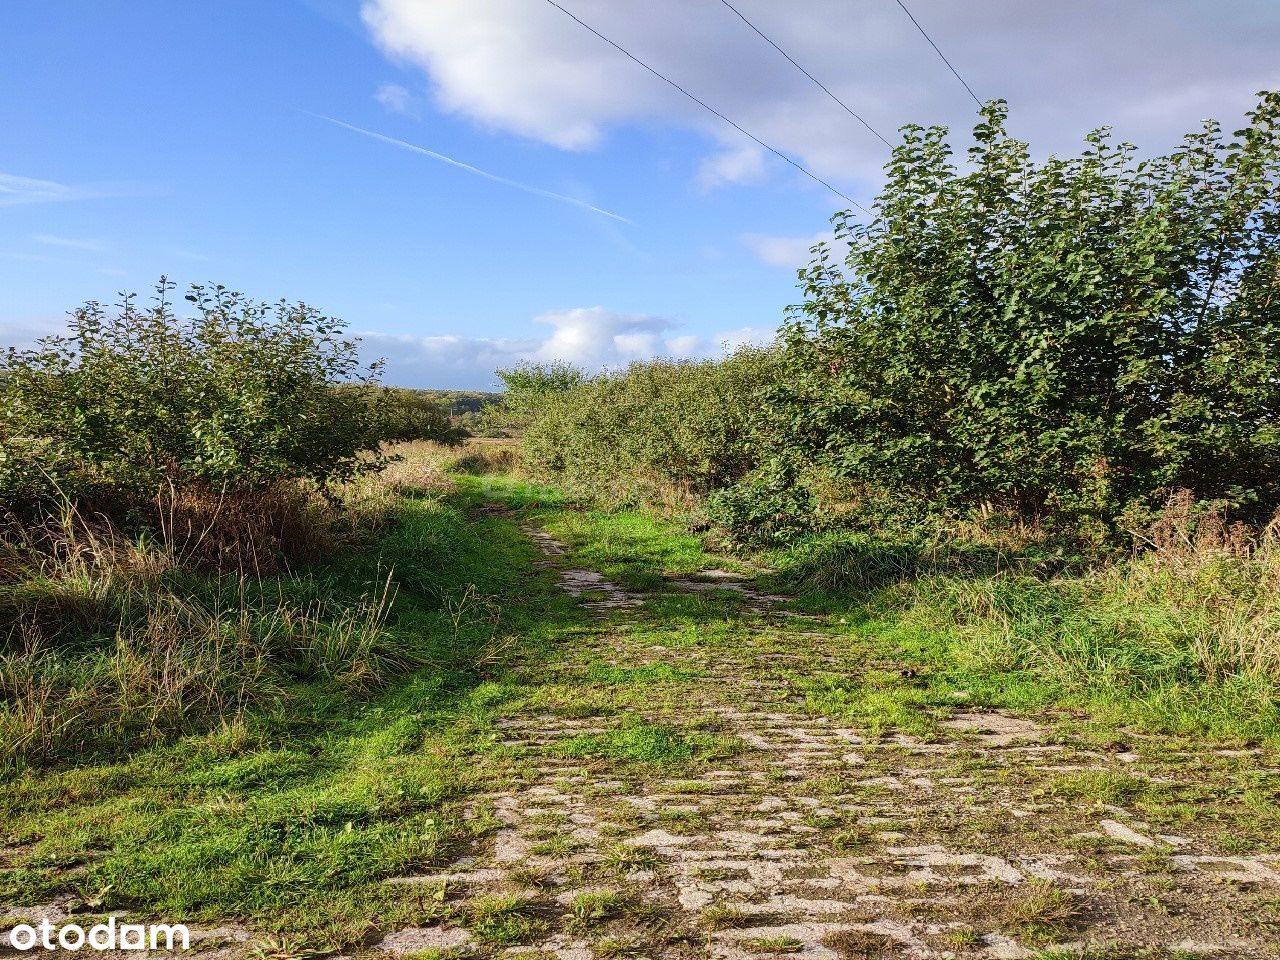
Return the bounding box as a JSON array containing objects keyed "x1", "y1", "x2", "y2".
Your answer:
[{"x1": 4, "y1": 0, "x2": 1278, "y2": 387}]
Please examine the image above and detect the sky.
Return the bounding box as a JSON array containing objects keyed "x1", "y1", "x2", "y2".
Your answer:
[{"x1": 3, "y1": 1, "x2": 1279, "y2": 389}]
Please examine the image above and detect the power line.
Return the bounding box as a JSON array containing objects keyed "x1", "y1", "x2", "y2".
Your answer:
[
  {"x1": 715, "y1": 0, "x2": 893, "y2": 150},
  {"x1": 891, "y1": 0, "x2": 982, "y2": 108},
  {"x1": 541, "y1": 0, "x2": 869, "y2": 213}
]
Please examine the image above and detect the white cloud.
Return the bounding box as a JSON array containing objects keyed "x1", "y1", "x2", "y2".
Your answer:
[
  {"x1": 0, "y1": 317, "x2": 65, "y2": 351},
  {"x1": 742, "y1": 231, "x2": 849, "y2": 269},
  {"x1": 716, "y1": 325, "x2": 776, "y2": 351},
  {"x1": 374, "y1": 82, "x2": 415, "y2": 114},
  {"x1": 698, "y1": 144, "x2": 766, "y2": 190},
  {"x1": 1, "y1": 304, "x2": 776, "y2": 389},
  {"x1": 357, "y1": 306, "x2": 777, "y2": 387},
  {"x1": 0, "y1": 173, "x2": 125, "y2": 207},
  {"x1": 0, "y1": 173, "x2": 81, "y2": 206},
  {"x1": 528, "y1": 307, "x2": 676, "y2": 367},
  {"x1": 33, "y1": 234, "x2": 104, "y2": 252},
  {"x1": 360, "y1": 0, "x2": 1280, "y2": 200}
]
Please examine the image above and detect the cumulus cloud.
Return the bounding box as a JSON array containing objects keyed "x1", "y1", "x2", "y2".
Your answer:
[
  {"x1": 360, "y1": 0, "x2": 1280, "y2": 199},
  {"x1": 0, "y1": 304, "x2": 776, "y2": 389},
  {"x1": 374, "y1": 81, "x2": 415, "y2": 114},
  {"x1": 357, "y1": 307, "x2": 777, "y2": 388}
]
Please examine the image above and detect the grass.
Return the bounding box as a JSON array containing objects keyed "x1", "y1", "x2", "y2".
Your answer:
[
  {"x1": 0, "y1": 446, "x2": 588, "y2": 948},
  {"x1": 553, "y1": 718, "x2": 739, "y2": 768},
  {"x1": 531, "y1": 508, "x2": 741, "y2": 591},
  {"x1": 565, "y1": 889, "x2": 623, "y2": 929},
  {"x1": 503, "y1": 474, "x2": 1280, "y2": 763},
  {"x1": 5, "y1": 444, "x2": 1279, "y2": 952},
  {"x1": 768, "y1": 511, "x2": 1280, "y2": 748},
  {"x1": 466, "y1": 893, "x2": 548, "y2": 946}
]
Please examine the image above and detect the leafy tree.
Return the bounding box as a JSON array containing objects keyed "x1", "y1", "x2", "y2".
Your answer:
[
  {"x1": 367, "y1": 387, "x2": 467, "y2": 444},
  {"x1": 487, "y1": 361, "x2": 589, "y2": 436},
  {"x1": 1, "y1": 280, "x2": 386, "y2": 516},
  {"x1": 734, "y1": 92, "x2": 1280, "y2": 542}
]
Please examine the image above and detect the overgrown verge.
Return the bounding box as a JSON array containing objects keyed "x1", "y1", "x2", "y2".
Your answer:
[
  {"x1": 772, "y1": 495, "x2": 1280, "y2": 743},
  {"x1": 0, "y1": 282, "x2": 474, "y2": 770},
  {"x1": 0, "y1": 467, "x2": 581, "y2": 946},
  {"x1": 0, "y1": 445, "x2": 463, "y2": 770},
  {"x1": 499, "y1": 94, "x2": 1280, "y2": 743}
]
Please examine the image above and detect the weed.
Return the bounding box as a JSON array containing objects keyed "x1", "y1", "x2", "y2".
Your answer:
[
  {"x1": 744, "y1": 934, "x2": 804, "y2": 952},
  {"x1": 699, "y1": 904, "x2": 752, "y2": 931},
  {"x1": 821, "y1": 928, "x2": 894, "y2": 958},
  {"x1": 466, "y1": 894, "x2": 548, "y2": 946},
  {"x1": 996, "y1": 880, "x2": 1082, "y2": 940},
  {"x1": 554, "y1": 719, "x2": 738, "y2": 768},
  {"x1": 566, "y1": 889, "x2": 623, "y2": 929}
]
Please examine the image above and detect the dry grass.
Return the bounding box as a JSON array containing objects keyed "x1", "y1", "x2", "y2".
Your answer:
[
  {"x1": 154, "y1": 480, "x2": 337, "y2": 573},
  {"x1": 1116, "y1": 490, "x2": 1280, "y2": 681},
  {"x1": 0, "y1": 444, "x2": 448, "y2": 770},
  {"x1": 337, "y1": 440, "x2": 457, "y2": 527},
  {"x1": 447, "y1": 440, "x2": 521, "y2": 475}
]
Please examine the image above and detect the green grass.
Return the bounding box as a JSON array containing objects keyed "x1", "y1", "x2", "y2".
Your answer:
[
  {"x1": 582, "y1": 661, "x2": 698, "y2": 685},
  {"x1": 553, "y1": 718, "x2": 739, "y2": 768},
  {"x1": 466, "y1": 893, "x2": 549, "y2": 946},
  {"x1": 6, "y1": 457, "x2": 1279, "y2": 951},
  {"x1": 0, "y1": 479, "x2": 584, "y2": 948},
  {"x1": 771, "y1": 549, "x2": 1280, "y2": 748},
  {"x1": 532, "y1": 508, "x2": 741, "y2": 591}
]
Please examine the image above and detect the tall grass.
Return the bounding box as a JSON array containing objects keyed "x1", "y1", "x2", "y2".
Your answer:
[
  {"x1": 779, "y1": 493, "x2": 1280, "y2": 740},
  {"x1": 0, "y1": 444, "x2": 460, "y2": 771}
]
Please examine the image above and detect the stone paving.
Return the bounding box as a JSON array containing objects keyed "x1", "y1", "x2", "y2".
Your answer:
[{"x1": 373, "y1": 531, "x2": 1280, "y2": 959}]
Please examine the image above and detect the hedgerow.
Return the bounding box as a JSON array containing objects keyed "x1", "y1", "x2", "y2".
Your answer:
[
  {"x1": 728, "y1": 93, "x2": 1280, "y2": 545},
  {"x1": 509, "y1": 349, "x2": 780, "y2": 513}
]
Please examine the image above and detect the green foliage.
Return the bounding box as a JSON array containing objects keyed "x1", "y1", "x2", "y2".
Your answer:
[
  {"x1": 513, "y1": 96, "x2": 1280, "y2": 548},
  {"x1": 486, "y1": 360, "x2": 587, "y2": 436},
  {"x1": 554, "y1": 718, "x2": 738, "y2": 767},
  {"x1": 368, "y1": 387, "x2": 466, "y2": 444},
  {"x1": 758, "y1": 93, "x2": 1280, "y2": 540},
  {"x1": 0, "y1": 279, "x2": 385, "y2": 516},
  {"x1": 0, "y1": 473, "x2": 582, "y2": 948},
  {"x1": 0, "y1": 446, "x2": 535, "y2": 769},
  {"x1": 517, "y1": 349, "x2": 780, "y2": 511}
]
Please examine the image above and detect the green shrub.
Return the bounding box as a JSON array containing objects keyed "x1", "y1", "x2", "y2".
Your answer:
[
  {"x1": 512, "y1": 96, "x2": 1280, "y2": 549},
  {"x1": 0, "y1": 279, "x2": 386, "y2": 518},
  {"x1": 755, "y1": 92, "x2": 1280, "y2": 541},
  {"x1": 511, "y1": 348, "x2": 780, "y2": 512},
  {"x1": 367, "y1": 387, "x2": 466, "y2": 444}
]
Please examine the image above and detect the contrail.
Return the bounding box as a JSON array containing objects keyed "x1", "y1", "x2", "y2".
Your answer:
[{"x1": 309, "y1": 113, "x2": 631, "y2": 224}]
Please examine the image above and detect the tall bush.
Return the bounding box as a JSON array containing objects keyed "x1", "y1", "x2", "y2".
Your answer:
[
  {"x1": 366, "y1": 387, "x2": 466, "y2": 445},
  {"x1": 511, "y1": 350, "x2": 779, "y2": 511},
  {"x1": 731, "y1": 92, "x2": 1280, "y2": 543},
  {"x1": 1, "y1": 280, "x2": 386, "y2": 517}
]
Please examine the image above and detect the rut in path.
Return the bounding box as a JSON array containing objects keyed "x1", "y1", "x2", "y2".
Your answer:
[{"x1": 377, "y1": 525, "x2": 1280, "y2": 959}]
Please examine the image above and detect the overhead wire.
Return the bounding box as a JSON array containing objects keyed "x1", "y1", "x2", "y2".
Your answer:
[
  {"x1": 541, "y1": 0, "x2": 870, "y2": 213},
  {"x1": 890, "y1": 0, "x2": 983, "y2": 108},
  {"x1": 715, "y1": 0, "x2": 893, "y2": 149}
]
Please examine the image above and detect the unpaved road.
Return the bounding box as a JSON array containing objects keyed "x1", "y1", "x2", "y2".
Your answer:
[{"x1": 374, "y1": 527, "x2": 1280, "y2": 959}]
